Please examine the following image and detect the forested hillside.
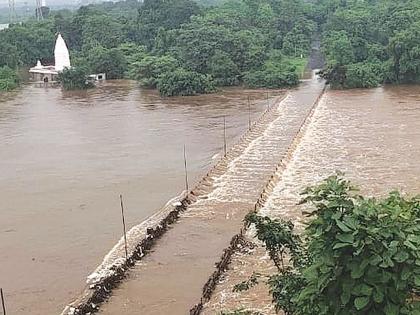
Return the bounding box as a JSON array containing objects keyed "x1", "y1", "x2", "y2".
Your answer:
[
  {"x1": 317, "y1": 0, "x2": 420, "y2": 88},
  {"x1": 0, "y1": 0, "x2": 315, "y2": 94},
  {"x1": 2, "y1": 0, "x2": 420, "y2": 93}
]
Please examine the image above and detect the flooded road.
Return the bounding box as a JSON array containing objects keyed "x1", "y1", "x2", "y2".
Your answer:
[
  {"x1": 97, "y1": 75, "x2": 325, "y2": 315},
  {"x1": 0, "y1": 81, "x2": 282, "y2": 315},
  {"x1": 204, "y1": 85, "x2": 420, "y2": 314}
]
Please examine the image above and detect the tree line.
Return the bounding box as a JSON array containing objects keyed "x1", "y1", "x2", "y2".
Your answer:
[
  {"x1": 317, "y1": 0, "x2": 420, "y2": 88},
  {"x1": 2, "y1": 0, "x2": 420, "y2": 93},
  {"x1": 0, "y1": 0, "x2": 314, "y2": 94}
]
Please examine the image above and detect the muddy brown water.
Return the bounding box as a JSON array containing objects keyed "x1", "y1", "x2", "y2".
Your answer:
[
  {"x1": 0, "y1": 81, "x2": 283, "y2": 315},
  {"x1": 204, "y1": 85, "x2": 420, "y2": 314},
  {"x1": 97, "y1": 75, "x2": 325, "y2": 315}
]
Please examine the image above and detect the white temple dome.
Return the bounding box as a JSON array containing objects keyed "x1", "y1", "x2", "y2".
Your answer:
[
  {"x1": 35, "y1": 60, "x2": 43, "y2": 69},
  {"x1": 54, "y1": 34, "x2": 71, "y2": 72}
]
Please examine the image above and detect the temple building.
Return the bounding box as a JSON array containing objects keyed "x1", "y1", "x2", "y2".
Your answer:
[{"x1": 29, "y1": 34, "x2": 71, "y2": 82}]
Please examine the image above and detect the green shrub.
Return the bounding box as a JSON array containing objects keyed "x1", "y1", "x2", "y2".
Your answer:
[
  {"x1": 86, "y1": 46, "x2": 128, "y2": 80},
  {"x1": 318, "y1": 62, "x2": 347, "y2": 89},
  {"x1": 0, "y1": 66, "x2": 19, "y2": 91},
  {"x1": 246, "y1": 174, "x2": 420, "y2": 315},
  {"x1": 209, "y1": 50, "x2": 240, "y2": 86},
  {"x1": 243, "y1": 51, "x2": 300, "y2": 88},
  {"x1": 157, "y1": 69, "x2": 216, "y2": 97},
  {"x1": 321, "y1": 62, "x2": 383, "y2": 89},
  {"x1": 130, "y1": 55, "x2": 179, "y2": 88},
  {"x1": 57, "y1": 67, "x2": 94, "y2": 90},
  {"x1": 344, "y1": 62, "x2": 382, "y2": 88},
  {"x1": 297, "y1": 175, "x2": 420, "y2": 314},
  {"x1": 244, "y1": 67, "x2": 299, "y2": 88}
]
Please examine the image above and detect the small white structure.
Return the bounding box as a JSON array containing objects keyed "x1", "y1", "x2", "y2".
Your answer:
[
  {"x1": 89, "y1": 73, "x2": 106, "y2": 81},
  {"x1": 29, "y1": 33, "x2": 71, "y2": 82}
]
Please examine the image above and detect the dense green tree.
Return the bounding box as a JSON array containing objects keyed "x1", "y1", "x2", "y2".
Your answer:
[
  {"x1": 86, "y1": 46, "x2": 128, "y2": 79},
  {"x1": 0, "y1": 66, "x2": 20, "y2": 91},
  {"x1": 208, "y1": 50, "x2": 240, "y2": 86},
  {"x1": 130, "y1": 55, "x2": 179, "y2": 88},
  {"x1": 152, "y1": 28, "x2": 176, "y2": 55},
  {"x1": 318, "y1": 0, "x2": 420, "y2": 88},
  {"x1": 57, "y1": 66, "x2": 94, "y2": 90},
  {"x1": 0, "y1": 42, "x2": 19, "y2": 68},
  {"x1": 283, "y1": 26, "x2": 312, "y2": 57},
  {"x1": 322, "y1": 31, "x2": 355, "y2": 65},
  {"x1": 81, "y1": 15, "x2": 126, "y2": 49},
  {"x1": 244, "y1": 66, "x2": 299, "y2": 89},
  {"x1": 244, "y1": 51, "x2": 300, "y2": 88},
  {"x1": 174, "y1": 19, "x2": 233, "y2": 74},
  {"x1": 0, "y1": 0, "x2": 317, "y2": 95},
  {"x1": 157, "y1": 69, "x2": 215, "y2": 96},
  {"x1": 0, "y1": 21, "x2": 55, "y2": 66},
  {"x1": 254, "y1": 3, "x2": 276, "y2": 31},
  {"x1": 136, "y1": 0, "x2": 201, "y2": 48},
  {"x1": 389, "y1": 22, "x2": 420, "y2": 83},
  {"x1": 344, "y1": 62, "x2": 382, "y2": 89}
]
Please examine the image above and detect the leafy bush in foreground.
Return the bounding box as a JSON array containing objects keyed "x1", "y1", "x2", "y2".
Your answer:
[{"x1": 242, "y1": 174, "x2": 420, "y2": 315}]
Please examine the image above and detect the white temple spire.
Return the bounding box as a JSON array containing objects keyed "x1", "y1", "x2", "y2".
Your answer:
[{"x1": 54, "y1": 33, "x2": 71, "y2": 72}]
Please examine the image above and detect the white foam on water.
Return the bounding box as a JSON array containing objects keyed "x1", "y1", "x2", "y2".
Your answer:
[
  {"x1": 203, "y1": 95, "x2": 329, "y2": 315},
  {"x1": 86, "y1": 192, "x2": 186, "y2": 285},
  {"x1": 259, "y1": 96, "x2": 329, "y2": 220},
  {"x1": 81, "y1": 94, "x2": 297, "y2": 287},
  {"x1": 205, "y1": 95, "x2": 299, "y2": 203}
]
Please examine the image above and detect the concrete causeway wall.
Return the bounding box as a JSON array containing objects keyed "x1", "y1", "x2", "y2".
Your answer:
[
  {"x1": 190, "y1": 84, "x2": 327, "y2": 315},
  {"x1": 61, "y1": 93, "x2": 288, "y2": 315}
]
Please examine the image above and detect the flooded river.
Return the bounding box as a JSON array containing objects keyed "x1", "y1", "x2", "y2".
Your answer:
[
  {"x1": 0, "y1": 81, "x2": 281, "y2": 315},
  {"x1": 97, "y1": 74, "x2": 325, "y2": 315},
  {"x1": 2, "y1": 79, "x2": 420, "y2": 315},
  {"x1": 204, "y1": 85, "x2": 420, "y2": 314}
]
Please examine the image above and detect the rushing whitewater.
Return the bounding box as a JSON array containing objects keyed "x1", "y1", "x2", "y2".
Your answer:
[
  {"x1": 94, "y1": 73, "x2": 326, "y2": 315},
  {"x1": 0, "y1": 83, "x2": 282, "y2": 315},
  {"x1": 204, "y1": 86, "x2": 420, "y2": 314}
]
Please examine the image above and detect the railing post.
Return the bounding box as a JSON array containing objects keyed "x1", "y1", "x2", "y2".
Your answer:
[
  {"x1": 1, "y1": 288, "x2": 6, "y2": 315},
  {"x1": 248, "y1": 96, "x2": 251, "y2": 130},
  {"x1": 223, "y1": 116, "x2": 227, "y2": 156},
  {"x1": 119, "y1": 195, "x2": 128, "y2": 260},
  {"x1": 183, "y1": 144, "x2": 189, "y2": 192}
]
